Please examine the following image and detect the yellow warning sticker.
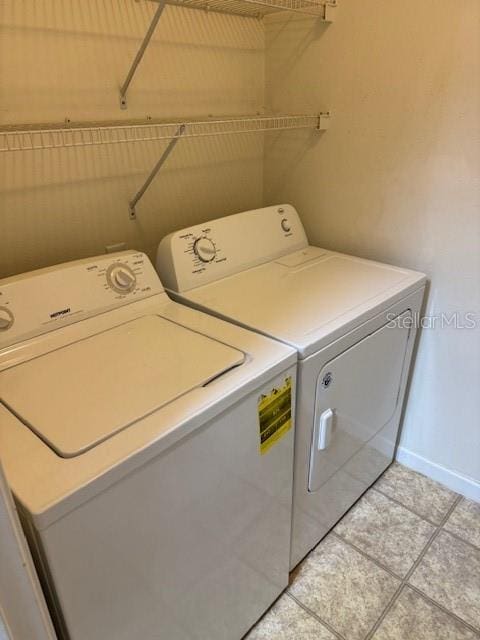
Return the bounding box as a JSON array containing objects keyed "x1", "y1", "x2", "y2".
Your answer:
[{"x1": 258, "y1": 377, "x2": 293, "y2": 455}]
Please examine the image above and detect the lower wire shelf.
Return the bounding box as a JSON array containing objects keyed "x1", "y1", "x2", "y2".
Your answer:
[
  {"x1": 0, "y1": 114, "x2": 327, "y2": 153},
  {"x1": 0, "y1": 113, "x2": 330, "y2": 219}
]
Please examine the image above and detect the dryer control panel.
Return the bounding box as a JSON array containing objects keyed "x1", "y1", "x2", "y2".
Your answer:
[
  {"x1": 0, "y1": 251, "x2": 163, "y2": 349},
  {"x1": 157, "y1": 204, "x2": 309, "y2": 293}
]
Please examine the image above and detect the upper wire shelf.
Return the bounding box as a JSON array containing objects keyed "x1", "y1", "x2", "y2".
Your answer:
[
  {"x1": 159, "y1": 0, "x2": 336, "y2": 18},
  {"x1": 0, "y1": 114, "x2": 327, "y2": 153},
  {"x1": 120, "y1": 0, "x2": 336, "y2": 109}
]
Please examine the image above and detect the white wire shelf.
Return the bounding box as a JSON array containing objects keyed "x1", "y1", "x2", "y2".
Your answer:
[
  {"x1": 119, "y1": 0, "x2": 336, "y2": 108},
  {"x1": 0, "y1": 114, "x2": 327, "y2": 153},
  {"x1": 160, "y1": 0, "x2": 336, "y2": 18},
  {"x1": 0, "y1": 113, "x2": 330, "y2": 220}
]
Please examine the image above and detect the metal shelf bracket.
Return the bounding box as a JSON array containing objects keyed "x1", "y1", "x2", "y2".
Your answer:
[
  {"x1": 323, "y1": 0, "x2": 337, "y2": 22},
  {"x1": 129, "y1": 123, "x2": 186, "y2": 219},
  {"x1": 120, "y1": 0, "x2": 167, "y2": 110},
  {"x1": 318, "y1": 112, "x2": 331, "y2": 130},
  {"x1": 119, "y1": 0, "x2": 336, "y2": 108}
]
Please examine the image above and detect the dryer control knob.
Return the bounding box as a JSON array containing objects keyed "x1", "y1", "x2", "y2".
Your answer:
[
  {"x1": 193, "y1": 237, "x2": 216, "y2": 263},
  {"x1": 0, "y1": 306, "x2": 14, "y2": 331},
  {"x1": 107, "y1": 264, "x2": 137, "y2": 293},
  {"x1": 281, "y1": 218, "x2": 291, "y2": 233}
]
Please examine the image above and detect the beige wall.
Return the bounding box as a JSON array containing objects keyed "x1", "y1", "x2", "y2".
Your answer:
[
  {"x1": 0, "y1": 0, "x2": 265, "y2": 276},
  {"x1": 265, "y1": 2, "x2": 480, "y2": 496}
]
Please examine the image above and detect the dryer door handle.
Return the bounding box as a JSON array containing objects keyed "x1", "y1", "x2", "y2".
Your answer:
[
  {"x1": 317, "y1": 408, "x2": 334, "y2": 451},
  {"x1": 308, "y1": 407, "x2": 335, "y2": 493}
]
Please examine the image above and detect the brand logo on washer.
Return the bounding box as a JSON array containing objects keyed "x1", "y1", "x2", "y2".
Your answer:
[{"x1": 50, "y1": 307, "x2": 71, "y2": 319}]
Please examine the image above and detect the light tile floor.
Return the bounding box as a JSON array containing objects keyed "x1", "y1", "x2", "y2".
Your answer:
[{"x1": 246, "y1": 463, "x2": 480, "y2": 640}]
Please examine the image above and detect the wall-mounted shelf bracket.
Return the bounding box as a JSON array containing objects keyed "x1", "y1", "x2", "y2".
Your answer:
[
  {"x1": 323, "y1": 0, "x2": 337, "y2": 22},
  {"x1": 119, "y1": 0, "x2": 336, "y2": 109},
  {"x1": 129, "y1": 123, "x2": 186, "y2": 219},
  {"x1": 125, "y1": 113, "x2": 328, "y2": 219},
  {"x1": 318, "y1": 112, "x2": 331, "y2": 130},
  {"x1": 119, "y1": 0, "x2": 167, "y2": 110}
]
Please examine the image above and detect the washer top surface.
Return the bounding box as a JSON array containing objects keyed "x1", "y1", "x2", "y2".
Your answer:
[
  {"x1": 0, "y1": 251, "x2": 296, "y2": 527},
  {"x1": 1, "y1": 314, "x2": 244, "y2": 458},
  {"x1": 156, "y1": 206, "x2": 426, "y2": 359}
]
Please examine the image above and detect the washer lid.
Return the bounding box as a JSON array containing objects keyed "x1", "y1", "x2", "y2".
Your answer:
[{"x1": 0, "y1": 315, "x2": 245, "y2": 458}]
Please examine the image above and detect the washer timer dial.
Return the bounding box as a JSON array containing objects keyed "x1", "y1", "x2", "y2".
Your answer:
[
  {"x1": 106, "y1": 263, "x2": 137, "y2": 294},
  {"x1": 193, "y1": 237, "x2": 217, "y2": 263}
]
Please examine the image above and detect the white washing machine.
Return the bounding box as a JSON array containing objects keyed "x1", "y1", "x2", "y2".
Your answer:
[
  {"x1": 156, "y1": 205, "x2": 427, "y2": 569},
  {"x1": 0, "y1": 251, "x2": 297, "y2": 640}
]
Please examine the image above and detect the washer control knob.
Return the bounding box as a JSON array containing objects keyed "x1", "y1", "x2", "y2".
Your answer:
[
  {"x1": 0, "y1": 306, "x2": 14, "y2": 331},
  {"x1": 281, "y1": 218, "x2": 291, "y2": 233},
  {"x1": 107, "y1": 264, "x2": 137, "y2": 293},
  {"x1": 193, "y1": 237, "x2": 216, "y2": 263},
  {"x1": 114, "y1": 269, "x2": 134, "y2": 289}
]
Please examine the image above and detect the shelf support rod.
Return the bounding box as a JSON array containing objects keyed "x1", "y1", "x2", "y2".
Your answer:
[
  {"x1": 129, "y1": 124, "x2": 186, "y2": 220},
  {"x1": 120, "y1": 0, "x2": 166, "y2": 109}
]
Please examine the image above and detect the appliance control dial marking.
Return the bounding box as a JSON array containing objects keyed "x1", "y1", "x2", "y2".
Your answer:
[
  {"x1": 193, "y1": 237, "x2": 217, "y2": 263},
  {"x1": 106, "y1": 263, "x2": 137, "y2": 294},
  {"x1": 0, "y1": 306, "x2": 14, "y2": 331}
]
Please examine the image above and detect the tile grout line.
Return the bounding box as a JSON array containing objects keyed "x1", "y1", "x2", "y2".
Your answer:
[
  {"x1": 372, "y1": 486, "x2": 458, "y2": 527},
  {"x1": 403, "y1": 495, "x2": 462, "y2": 581},
  {"x1": 406, "y1": 583, "x2": 480, "y2": 637},
  {"x1": 400, "y1": 496, "x2": 461, "y2": 571},
  {"x1": 330, "y1": 530, "x2": 405, "y2": 582},
  {"x1": 361, "y1": 496, "x2": 459, "y2": 640},
  {"x1": 364, "y1": 527, "x2": 440, "y2": 640},
  {"x1": 441, "y1": 525, "x2": 480, "y2": 553},
  {"x1": 283, "y1": 476, "x2": 471, "y2": 640},
  {"x1": 329, "y1": 476, "x2": 461, "y2": 584},
  {"x1": 286, "y1": 490, "x2": 463, "y2": 640},
  {"x1": 286, "y1": 592, "x2": 346, "y2": 640},
  {"x1": 332, "y1": 487, "x2": 463, "y2": 583},
  {"x1": 288, "y1": 527, "x2": 410, "y2": 640},
  {"x1": 404, "y1": 493, "x2": 480, "y2": 638},
  {"x1": 363, "y1": 583, "x2": 406, "y2": 640},
  {"x1": 251, "y1": 466, "x2": 478, "y2": 639},
  {"x1": 286, "y1": 576, "x2": 480, "y2": 640}
]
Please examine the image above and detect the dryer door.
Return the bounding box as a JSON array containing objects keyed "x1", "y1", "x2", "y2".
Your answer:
[{"x1": 308, "y1": 311, "x2": 412, "y2": 493}]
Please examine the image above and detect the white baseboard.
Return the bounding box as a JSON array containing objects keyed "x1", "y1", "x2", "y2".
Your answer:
[{"x1": 396, "y1": 447, "x2": 480, "y2": 503}]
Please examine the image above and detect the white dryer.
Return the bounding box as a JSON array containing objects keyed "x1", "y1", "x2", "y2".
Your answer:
[
  {"x1": 0, "y1": 251, "x2": 297, "y2": 640},
  {"x1": 156, "y1": 205, "x2": 427, "y2": 569}
]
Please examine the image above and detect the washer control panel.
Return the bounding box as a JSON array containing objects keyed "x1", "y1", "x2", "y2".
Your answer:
[
  {"x1": 0, "y1": 251, "x2": 163, "y2": 349},
  {"x1": 157, "y1": 204, "x2": 309, "y2": 293}
]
